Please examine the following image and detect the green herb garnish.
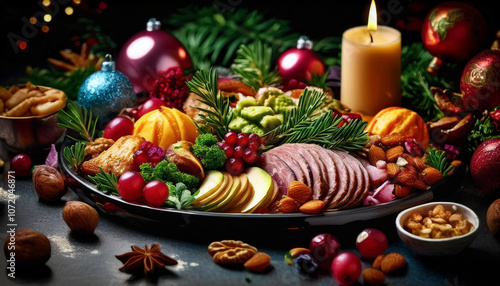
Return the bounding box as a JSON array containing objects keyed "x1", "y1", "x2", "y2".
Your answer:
[
  {"x1": 425, "y1": 148, "x2": 453, "y2": 176},
  {"x1": 187, "y1": 68, "x2": 233, "y2": 140},
  {"x1": 191, "y1": 134, "x2": 227, "y2": 170},
  {"x1": 140, "y1": 161, "x2": 200, "y2": 191},
  {"x1": 63, "y1": 141, "x2": 86, "y2": 171},
  {"x1": 466, "y1": 112, "x2": 500, "y2": 152},
  {"x1": 57, "y1": 101, "x2": 98, "y2": 143},
  {"x1": 88, "y1": 168, "x2": 119, "y2": 195},
  {"x1": 263, "y1": 88, "x2": 368, "y2": 151},
  {"x1": 232, "y1": 40, "x2": 281, "y2": 92},
  {"x1": 164, "y1": 182, "x2": 198, "y2": 210}
]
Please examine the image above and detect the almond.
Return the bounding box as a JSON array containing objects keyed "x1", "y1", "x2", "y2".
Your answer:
[
  {"x1": 380, "y1": 253, "x2": 406, "y2": 274},
  {"x1": 386, "y1": 146, "x2": 404, "y2": 162},
  {"x1": 412, "y1": 178, "x2": 428, "y2": 191},
  {"x1": 412, "y1": 156, "x2": 427, "y2": 172},
  {"x1": 278, "y1": 196, "x2": 300, "y2": 213},
  {"x1": 386, "y1": 163, "x2": 400, "y2": 178},
  {"x1": 380, "y1": 133, "x2": 405, "y2": 147},
  {"x1": 363, "y1": 268, "x2": 386, "y2": 286},
  {"x1": 287, "y1": 181, "x2": 312, "y2": 203},
  {"x1": 372, "y1": 254, "x2": 385, "y2": 270},
  {"x1": 420, "y1": 167, "x2": 443, "y2": 185},
  {"x1": 395, "y1": 171, "x2": 418, "y2": 188},
  {"x1": 394, "y1": 184, "x2": 411, "y2": 197},
  {"x1": 369, "y1": 145, "x2": 386, "y2": 166},
  {"x1": 244, "y1": 252, "x2": 271, "y2": 272},
  {"x1": 402, "y1": 153, "x2": 416, "y2": 168},
  {"x1": 401, "y1": 165, "x2": 417, "y2": 175},
  {"x1": 299, "y1": 200, "x2": 325, "y2": 214},
  {"x1": 79, "y1": 161, "x2": 101, "y2": 178},
  {"x1": 289, "y1": 247, "x2": 310, "y2": 258}
]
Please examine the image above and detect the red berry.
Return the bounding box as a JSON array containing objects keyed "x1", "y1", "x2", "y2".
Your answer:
[
  {"x1": 224, "y1": 131, "x2": 238, "y2": 146},
  {"x1": 139, "y1": 141, "x2": 155, "y2": 152},
  {"x1": 242, "y1": 148, "x2": 258, "y2": 164},
  {"x1": 237, "y1": 133, "x2": 249, "y2": 147},
  {"x1": 331, "y1": 252, "x2": 362, "y2": 286},
  {"x1": 103, "y1": 116, "x2": 134, "y2": 141},
  {"x1": 223, "y1": 145, "x2": 234, "y2": 158},
  {"x1": 248, "y1": 133, "x2": 261, "y2": 143},
  {"x1": 133, "y1": 150, "x2": 149, "y2": 165},
  {"x1": 355, "y1": 228, "x2": 388, "y2": 258},
  {"x1": 218, "y1": 141, "x2": 229, "y2": 149},
  {"x1": 118, "y1": 171, "x2": 146, "y2": 201},
  {"x1": 10, "y1": 154, "x2": 32, "y2": 177},
  {"x1": 309, "y1": 233, "x2": 341, "y2": 269},
  {"x1": 142, "y1": 180, "x2": 170, "y2": 206},
  {"x1": 138, "y1": 98, "x2": 165, "y2": 117},
  {"x1": 233, "y1": 146, "x2": 244, "y2": 158},
  {"x1": 226, "y1": 157, "x2": 244, "y2": 175},
  {"x1": 248, "y1": 141, "x2": 260, "y2": 151}
]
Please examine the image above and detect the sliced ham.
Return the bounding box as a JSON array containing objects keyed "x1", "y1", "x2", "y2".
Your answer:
[
  {"x1": 307, "y1": 145, "x2": 338, "y2": 204},
  {"x1": 258, "y1": 152, "x2": 296, "y2": 199},
  {"x1": 324, "y1": 150, "x2": 349, "y2": 208}
]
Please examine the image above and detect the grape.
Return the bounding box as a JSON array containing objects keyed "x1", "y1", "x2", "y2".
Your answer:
[
  {"x1": 248, "y1": 133, "x2": 261, "y2": 143},
  {"x1": 309, "y1": 233, "x2": 340, "y2": 269},
  {"x1": 133, "y1": 150, "x2": 149, "y2": 166},
  {"x1": 330, "y1": 252, "x2": 362, "y2": 286},
  {"x1": 10, "y1": 154, "x2": 32, "y2": 177},
  {"x1": 138, "y1": 98, "x2": 165, "y2": 117},
  {"x1": 356, "y1": 228, "x2": 388, "y2": 258},
  {"x1": 237, "y1": 133, "x2": 249, "y2": 147},
  {"x1": 103, "y1": 116, "x2": 135, "y2": 141},
  {"x1": 248, "y1": 141, "x2": 260, "y2": 151},
  {"x1": 226, "y1": 157, "x2": 244, "y2": 175},
  {"x1": 222, "y1": 145, "x2": 234, "y2": 158},
  {"x1": 217, "y1": 141, "x2": 229, "y2": 149},
  {"x1": 118, "y1": 171, "x2": 146, "y2": 201},
  {"x1": 142, "y1": 180, "x2": 170, "y2": 206},
  {"x1": 129, "y1": 108, "x2": 140, "y2": 120},
  {"x1": 224, "y1": 131, "x2": 238, "y2": 146},
  {"x1": 293, "y1": 253, "x2": 318, "y2": 277},
  {"x1": 233, "y1": 146, "x2": 244, "y2": 158},
  {"x1": 242, "y1": 148, "x2": 257, "y2": 164}
]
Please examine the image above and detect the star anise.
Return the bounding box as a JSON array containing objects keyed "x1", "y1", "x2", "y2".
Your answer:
[{"x1": 115, "y1": 244, "x2": 177, "y2": 276}]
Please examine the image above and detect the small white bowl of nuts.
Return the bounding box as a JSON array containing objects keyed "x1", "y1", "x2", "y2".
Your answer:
[{"x1": 395, "y1": 202, "x2": 479, "y2": 256}]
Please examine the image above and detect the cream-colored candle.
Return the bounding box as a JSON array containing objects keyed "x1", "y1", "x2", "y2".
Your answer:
[{"x1": 341, "y1": 1, "x2": 401, "y2": 116}]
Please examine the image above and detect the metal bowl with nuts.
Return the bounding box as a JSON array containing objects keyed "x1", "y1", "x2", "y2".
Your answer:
[{"x1": 0, "y1": 83, "x2": 67, "y2": 151}]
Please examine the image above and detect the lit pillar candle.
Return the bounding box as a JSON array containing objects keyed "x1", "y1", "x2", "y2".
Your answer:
[{"x1": 341, "y1": 0, "x2": 401, "y2": 117}]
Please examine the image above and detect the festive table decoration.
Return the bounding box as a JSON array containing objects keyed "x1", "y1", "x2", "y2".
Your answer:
[
  {"x1": 340, "y1": 0, "x2": 402, "y2": 117},
  {"x1": 116, "y1": 18, "x2": 193, "y2": 94},
  {"x1": 77, "y1": 55, "x2": 136, "y2": 122},
  {"x1": 115, "y1": 244, "x2": 178, "y2": 276}
]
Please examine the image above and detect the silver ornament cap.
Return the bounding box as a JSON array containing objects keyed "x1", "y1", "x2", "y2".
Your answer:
[
  {"x1": 101, "y1": 54, "x2": 115, "y2": 71},
  {"x1": 297, "y1": 35, "x2": 313, "y2": 50},
  {"x1": 146, "y1": 18, "x2": 161, "y2": 31}
]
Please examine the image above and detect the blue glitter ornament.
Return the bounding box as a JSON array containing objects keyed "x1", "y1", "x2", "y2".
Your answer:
[{"x1": 78, "y1": 54, "x2": 136, "y2": 121}]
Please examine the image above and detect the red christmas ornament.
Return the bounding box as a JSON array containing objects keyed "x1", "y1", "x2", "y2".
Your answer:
[
  {"x1": 460, "y1": 49, "x2": 500, "y2": 112},
  {"x1": 116, "y1": 18, "x2": 193, "y2": 94},
  {"x1": 421, "y1": 1, "x2": 487, "y2": 75},
  {"x1": 277, "y1": 36, "x2": 326, "y2": 84}
]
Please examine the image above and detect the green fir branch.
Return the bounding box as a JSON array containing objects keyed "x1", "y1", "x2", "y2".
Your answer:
[
  {"x1": 88, "y1": 168, "x2": 119, "y2": 195},
  {"x1": 57, "y1": 101, "x2": 98, "y2": 143},
  {"x1": 63, "y1": 142, "x2": 86, "y2": 172},
  {"x1": 425, "y1": 148, "x2": 453, "y2": 176}
]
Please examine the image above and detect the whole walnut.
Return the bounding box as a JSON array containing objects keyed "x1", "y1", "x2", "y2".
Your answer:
[
  {"x1": 487, "y1": 199, "x2": 500, "y2": 234},
  {"x1": 62, "y1": 201, "x2": 99, "y2": 234},
  {"x1": 33, "y1": 165, "x2": 66, "y2": 202},
  {"x1": 3, "y1": 229, "x2": 51, "y2": 268}
]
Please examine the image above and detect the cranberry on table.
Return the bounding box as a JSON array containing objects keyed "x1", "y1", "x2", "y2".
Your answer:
[
  {"x1": 331, "y1": 252, "x2": 362, "y2": 286},
  {"x1": 356, "y1": 228, "x2": 388, "y2": 258},
  {"x1": 309, "y1": 233, "x2": 340, "y2": 269},
  {"x1": 118, "y1": 171, "x2": 146, "y2": 201},
  {"x1": 142, "y1": 180, "x2": 169, "y2": 206},
  {"x1": 10, "y1": 153, "x2": 32, "y2": 177}
]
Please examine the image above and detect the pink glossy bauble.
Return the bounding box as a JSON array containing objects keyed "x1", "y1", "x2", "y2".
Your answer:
[
  {"x1": 116, "y1": 19, "x2": 192, "y2": 94},
  {"x1": 277, "y1": 36, "x2": 325, "y2": 83}
]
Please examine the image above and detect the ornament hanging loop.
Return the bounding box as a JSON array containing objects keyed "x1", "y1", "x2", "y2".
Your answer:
[{"x1": 101, "y1": 54, "x2": 116, "y2": 71}]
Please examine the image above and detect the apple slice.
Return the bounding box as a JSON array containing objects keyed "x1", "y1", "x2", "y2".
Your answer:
[
  {"x1": 240, "y1": 167, "x2": 273, "y2": 213},
  {"x1": 192, "y1": 170, "x2": 224, "y2": 205},
  {"x1": 220, "y1": 173, "x2": 249, "y2": 212},
  {"x1": 196, "y1": 173, "x2": 232, "y2": 207},
  {"x1": 205, "y1": 175, "x2": 241, "y2": 212},
  {"x1": 261, "y1": 179, "x2": 279, "y2": 209},
  {"x1": 227, "y1": 184, "x2": 254, "y2": 213}
]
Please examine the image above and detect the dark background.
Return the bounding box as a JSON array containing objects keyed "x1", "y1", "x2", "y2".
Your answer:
[{"x1": 1, "y1": 0, "x2": 499, "y2": 83}]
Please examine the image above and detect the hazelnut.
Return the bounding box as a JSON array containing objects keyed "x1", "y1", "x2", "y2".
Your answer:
[
  {"x1": 487, "y1": 199, "x2": 500, "y2": 234},
  {"x1": 3, "y1": 229, "x2": 51, "y2": 268},
  {"x1": 33, "y1": 165, "x2": 66, "y2": 202},
  {"x1": 62, "y1": 201, "x2": 99, "y2": 234}
]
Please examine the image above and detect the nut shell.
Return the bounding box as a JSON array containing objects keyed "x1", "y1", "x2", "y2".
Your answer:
[
  {"x1": 62, "y1": 201, "x2": 99, "y2": 234},
  {"x1": 33, "y1": 165, "x2": 66, "y2": 202},
  {"x1": 487, "y1": 199, "x2": 500, "y2": 234},
  {"x1": 208, "y1": 240, "x2": 258, "y2": 264},
  {"x1": 3, "y1": 229, "x2": 51, "y2": 268},
  {"x1": 380, "y1": 252, "x2": 406, "y2": 273},
  {"x1": 363, "y1": 268, "x2": 386, "y2": 286}
]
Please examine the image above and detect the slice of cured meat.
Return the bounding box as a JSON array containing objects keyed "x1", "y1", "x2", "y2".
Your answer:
[
  {"x1": 338, "y1": 152, "x2": 370, "y2": 209},
  {"x1": 267, "y1": 146, "x2": 308, "y2": 186},
  {"x1": 307, "y1": 145, "x2": 338, "y2": 204},
  {"x1": 324, "y1": 149, "x2": 349, "y2": 208},
  {"x1": 258, "y1": 152, "x2": 296, "y2": 199},
  {"x1": 330, "y1": 150, "x2": 358, "y2": 209}
]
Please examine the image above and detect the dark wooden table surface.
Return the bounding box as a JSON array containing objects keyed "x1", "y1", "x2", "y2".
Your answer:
[{"x1": 0, "y1": 143, "x2": 499, "y2": 286}]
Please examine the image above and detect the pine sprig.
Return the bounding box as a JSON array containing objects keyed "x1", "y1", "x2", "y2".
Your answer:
[
  {"x1": 57, "y1": 101, "x2": 98, "y2": 143},
  {"x1": 63, "y1": 141, "x2": 86, "y2": 171},
  {"x1": 186, "y1": 68, "x2": 233, "y2": 139},
  {"x1": 88, "y1": 168, "x2": 119, "y2": 195},
  {"x1": 232, "y1": 41, "x2": 281, "y2": 92},
  {"x1": 425, "y1": 148, "x2": 453, "y2": 176},
  {"x1": 264, "y1": 88, "x2": 368, "y2": 151}
]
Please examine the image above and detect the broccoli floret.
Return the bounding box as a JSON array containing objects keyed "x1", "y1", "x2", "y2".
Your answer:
[
  {"x1": 191, "y1": 134, "x2": 227, "y2": 170},
  {"x1": 139, "y1": 160, "x2": 200, "y2": 190}
]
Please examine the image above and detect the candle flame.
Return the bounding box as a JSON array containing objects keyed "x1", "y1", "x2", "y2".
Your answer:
[{"x1": 367, "y1": 0, "x2": 377, "y2": 32}]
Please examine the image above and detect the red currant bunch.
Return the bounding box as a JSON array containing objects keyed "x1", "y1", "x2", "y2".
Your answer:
[
  {"x1": 218, "y1": 131, "x2": 262, "y2": 175},
  {"x1": 131, "y1": 141, "x2": 165, "y2": 170}
]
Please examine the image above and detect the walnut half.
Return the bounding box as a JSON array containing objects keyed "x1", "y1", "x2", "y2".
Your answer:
[{"x1": 208, "y1": 240, "x2": 258, "y2": 264}]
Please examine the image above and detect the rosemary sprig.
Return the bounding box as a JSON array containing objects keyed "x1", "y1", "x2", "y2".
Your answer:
[
  {"x1": 88, "y1": 168, "x2": 119, "y2": 195},
  {"x1": 425, "y1": 148, "x2": 453, "y2": 176},
  {"x1": 186, "y1": 68, "x2": 233, "y2": 140},
  {"x1": 63, "y1": 141, "x2": 86, "y2": 172},
  {"x1": 263, "y1": 88, "x2": 368, "y2": 151},
  {"x1": 57, "y1": 101, "x2": 98, "y2": 143},
  {"x1": 232, "y1": 40, "x2": 281, "y2": 92}
]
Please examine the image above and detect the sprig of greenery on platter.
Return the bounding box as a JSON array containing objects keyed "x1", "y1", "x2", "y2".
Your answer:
[
  {"x1": 263, "y1": 88, "x2": 369, "y2": 151},
  {"x1": 63, "y1": 141, "x2": 86, "y2": 172},
  {"x1": 232, "y1": 41, "x2": 281, "y2": 92},
  {"x1": 186, "y1": 68, "x2": 233, "y2": 140},
  {"x1": 88, "y1": 168, "x2": 119, "y2": 195},
  {"x1": 57, "y1": 101, "x2": 98, "y2": 143},
  {"x1": 425, "y1": 147, "x2": 453, "y2": 176}
]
